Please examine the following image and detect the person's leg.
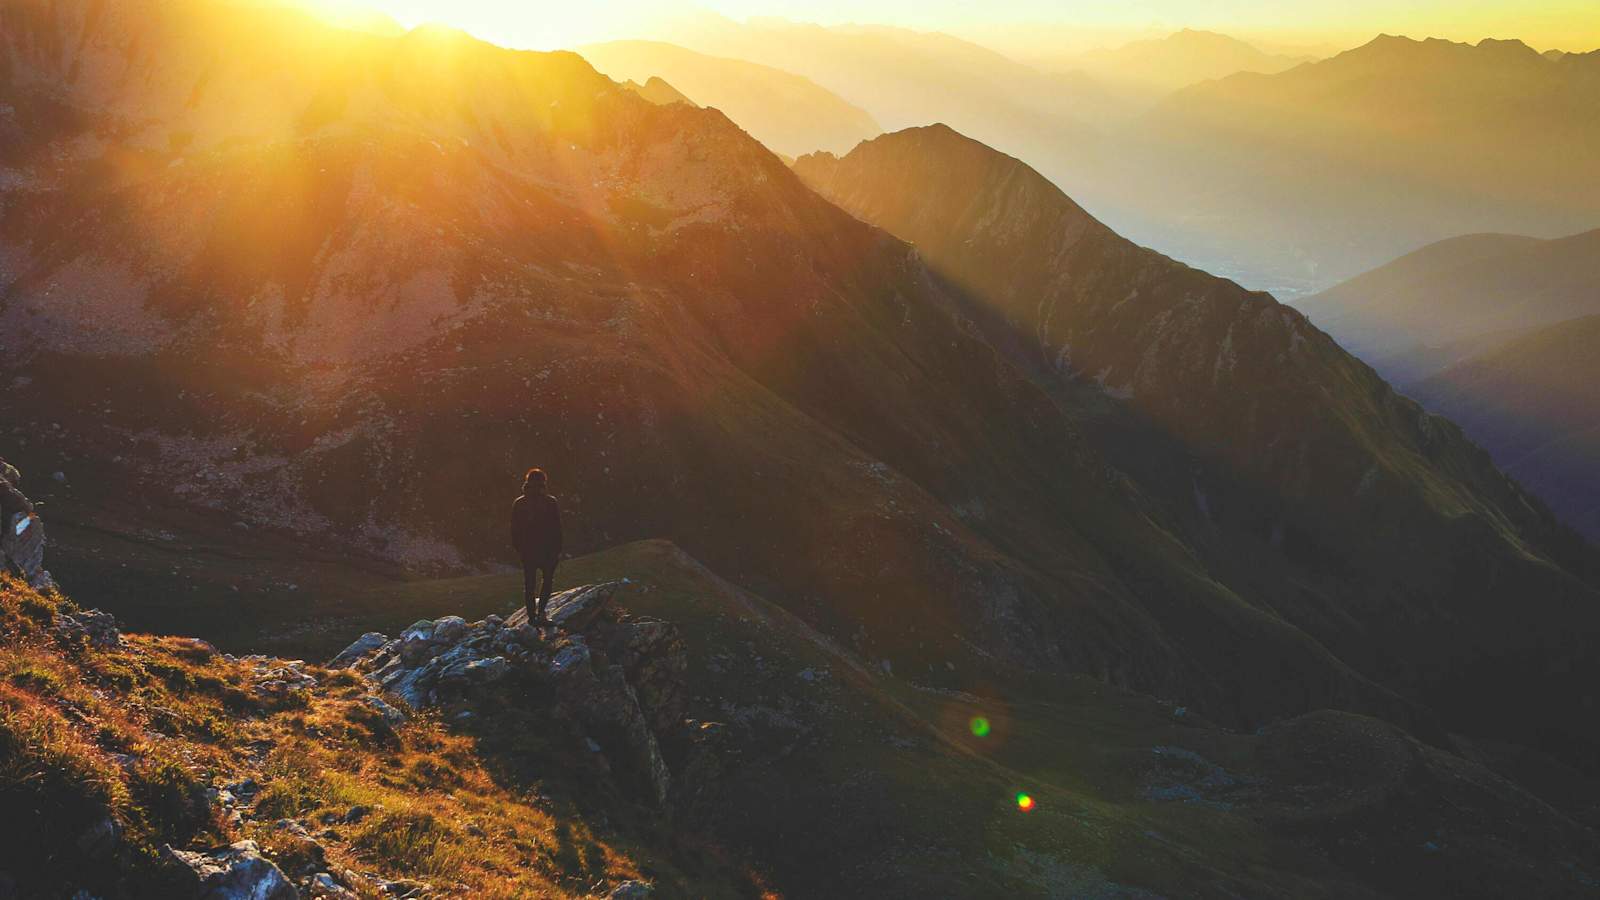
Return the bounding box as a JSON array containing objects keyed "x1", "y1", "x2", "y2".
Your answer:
[
  {"x1": 537, "y1": 560, "x2": 557, "y2": 621},
  {"x1": 521, "y1": 554, "x2": 537, "y2": 617}
]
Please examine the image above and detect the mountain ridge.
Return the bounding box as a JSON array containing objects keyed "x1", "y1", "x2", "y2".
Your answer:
[
  {"x1": 797, "y1": 123, "x2": 1600, "y2": 760},
  {"x1": 6, "y1": 0, "x2": 1600, "y2": 810},
  {"x1": 578, "y1": 39, "x2": 881, "y2": 156}
]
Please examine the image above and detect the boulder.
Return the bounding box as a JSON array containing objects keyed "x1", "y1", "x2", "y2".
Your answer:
[
  {"x1": 328, "y1": 633, "x2": 387, "y2": 669},
  {"x1": 610, "y1": 880, "x2": 654, "y2": 899},
  {"x1": 53, "y1": 609, "x2": 122, "y2": 649},
  {"x1": 671, "y1": 721, "x2": 729, "y2": 823},
  {"x1": 507, "y1": 582, "x2": 622, "y2": 632},
  {"x1": 163, "y1": 840, "x2": 299, "y2": 900},
  {"x1": 463, "y1": 656, "x2": 510, "y2": 684},
  {"x1": 577, "y1": 666, "x2": 672, "y2": 807},
  {"x1": 430, "y1": 616, "x2": 467, "y2": 644},
  {"x1": 2, "y1": 511, "x2": 52, "y2": 590},
  {"x1": 547, "y1": 643, "x2": 592, "y2": 685},
  {"x1": 307, "y1": 872, "x2": 356, "y2": 899},
  {"x1": 608, "y1": 621, "x2": 688, "y2": 734},
  {"x1": 361, "y1": 695, "x2": 408, "y2": 725},
  {"x1": 436, "y1": 654, "x2": 509, "y2": 687},
  {"x1": 398, "y1": 632, "x2": 436, "y2": 666}
]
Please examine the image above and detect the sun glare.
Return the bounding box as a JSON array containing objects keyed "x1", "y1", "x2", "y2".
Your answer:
[{"x1": 283, "y1": 0, "x2": 662, "y2": 50}]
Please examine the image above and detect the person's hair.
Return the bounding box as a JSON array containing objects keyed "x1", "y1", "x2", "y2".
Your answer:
[{"x1": 524, "y1": 467, "x2": 547, "y2": 488}]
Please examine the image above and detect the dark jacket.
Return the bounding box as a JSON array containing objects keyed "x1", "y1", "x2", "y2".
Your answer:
[{"x1": 511, "y1": 492, "x2": 562, "y2": 561}]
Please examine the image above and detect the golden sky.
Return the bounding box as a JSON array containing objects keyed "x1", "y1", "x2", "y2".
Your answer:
[{"x1": 298, "y1": 0, "x2": 1600, "y2": 54}]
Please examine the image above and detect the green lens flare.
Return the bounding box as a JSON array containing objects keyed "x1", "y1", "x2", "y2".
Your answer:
[
  {"x1": 1016, "y1": 793, "x2": 1035, "y2": 811},
  {"x1": 969, "y1": 716, "x2": 991, "y2": 737}
]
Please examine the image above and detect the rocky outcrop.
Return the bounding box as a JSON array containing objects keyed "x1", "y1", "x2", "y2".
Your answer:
[
  {"x1": 330, "y1": 582, "x2": 713, "y2": 809},
  {"x1": 162, "y1": 840, "x2": 299, "y2": 900},
  {"x1": 53, "y1": 608, "x2": 122, "y2": 649},
  {"x1": 1, "y1": 476, "x2": 52, "y2": 590}
]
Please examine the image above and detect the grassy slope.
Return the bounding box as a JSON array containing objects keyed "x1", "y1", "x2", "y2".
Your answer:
[
  {"x1": 380, "y1": 540, "x2": 1383, "y2": 898},
  {"x1": 25, "y1": 530, "x2": 1600, "y2": 897},
  {"x1": 0, "y1": 573, "x2": 758, "y2": 898}
]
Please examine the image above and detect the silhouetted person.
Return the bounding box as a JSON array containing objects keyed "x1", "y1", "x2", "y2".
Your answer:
[{"x1": 511, "y1": 468, "x2": 562, "y2": 625}]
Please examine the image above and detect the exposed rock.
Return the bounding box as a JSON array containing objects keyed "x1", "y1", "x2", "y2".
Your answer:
[
  {"x1": 609, "y1": 880, "x2": 654, "y2": 899},
  {"x1": 307, "y1": 872, "x2": 355, "y2": 899},
  {"x1": 329, "y1": 633, "x2": 388, "y2": 669},
  {"x1": 506, "y1": 582, "x2": 622, "y2": 632},
  {"x1": 163, "y1": 840, "x2": 299, "y2": 900},
  {"x1": 341, "y1": 805, "x2": 372, "y2": 824},
  {"x1": 376, "y1": 878, "x2": 431, "y2": 898},
  {"x1": 53, "y1": 609, "x2": 121, "y2": 649},
  {"x1": 547, "y1": 643, "x2": 593, "y2": 685},
  {"x1": 670, "y1": 720, "x2": 729, "y2": 822},
  {"x1": 572, "y1": 665, "x2": 672, "y2": 806},
  {"x1": 1, "y1": 508, "x2": 52, "y2": 591},
  {"x1": 604, "y1": 620, "x2": 688, "y2": 735},
  {"x1": 430, "y1": 616, "x2": 467, "y2": 644},
  {"x1": 361, "y1": 694, "x2": 408, "y2": 725},
  {"x1": 329, "y1": 583, "x2": 712, "y2": 809}
]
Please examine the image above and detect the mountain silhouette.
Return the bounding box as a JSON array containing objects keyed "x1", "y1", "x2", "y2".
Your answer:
[
  {"x1": 1302, "y1": 228, "x2": 1600, "y2": 382},
  {"x1": 1105, "y1": 35, "x2": 1600, "y2": 294},
  {"x1": 1066, "y1": 28, "x2": 1309, "y2": 97},
  {"x1": 579, "y1": 40, "x2": 880, "y2": 156},
  {"x1": 654, "y1": 14, "x2": 1112, "y2": 173}
]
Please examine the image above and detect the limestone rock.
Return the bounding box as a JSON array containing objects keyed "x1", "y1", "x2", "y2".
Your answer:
[
  {"x1": 506, "y1": 582, "x2": 622, "y2": 631},
  {"x1": 163, "y1": 840, "x2": 299, "y2": 900},
  {"x1": 606, "y1": 620, "x2": 688, "y2": 734},
  {"x1": 53, "y1": 609, "x2": 122, "y2": 649},
  {"x1": 577, "y1": 666, "x2": 672, "y2": 807},
  {"x1": 430, "y1": 615, "x2": 467, "y2": 644},
  {"x1": 609, "y1": 880, "x2": 654, "y2": 899},
  {"x1": 329, "y1": 633, "x2": 387, "y2": 669}
]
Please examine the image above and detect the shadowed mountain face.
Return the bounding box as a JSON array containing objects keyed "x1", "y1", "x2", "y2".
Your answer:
[
  {"x1": 1301, "y1": 229, "x2": 1600, "y2": 383},
  {"x1": 1411, "y1": 315, "x2": 1600, "y2": 542},
  {"x1": 4, "y1": 0, "x2": 1600, "y2": 793},
  {"x1": 796, "y1": 124, "x2": 1600, "y2": 758},
  {"x1": 1107, "y1": 36, "x2": 1600, "y2": 295},
  {"x1": 578, "y1": 40, "x2": 880, "y2": 156}
]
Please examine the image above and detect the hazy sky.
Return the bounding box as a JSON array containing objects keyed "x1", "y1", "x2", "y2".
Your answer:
[{"x1": 308, "y1": 0, "x2": 1600, "y2": 54}]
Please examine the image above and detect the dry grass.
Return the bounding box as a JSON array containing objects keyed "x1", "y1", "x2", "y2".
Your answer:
[{"x1": 0, "y1": 574, "x2": 751, "y2": 897}]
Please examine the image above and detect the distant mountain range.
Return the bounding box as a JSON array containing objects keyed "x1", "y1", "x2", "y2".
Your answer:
[
  {"x1": 617, "y1": 74, "x2": 696, "y2": 107},
  {"x1": 579, "y1": 40, "x2": 880, "y2": 156},
  {"x1": 1106, "y1": 36, "x2": 1600, "y2": 294},
  {"x1": 629, "y1": 23, "x2": 1599, "y2": 300},
  {"x1": 1059, "y1": 28, "x2": 1309, "y2": 97},
  {"x1": 650, "y1": 14, "x2": 1112, "y2": 175},
  {"x1": 1301, "y1": 228, "x2": 1600, "y2": 382},
  {"x1": 1302, "y1": 228, "x2": 1600, "y2": 542}
]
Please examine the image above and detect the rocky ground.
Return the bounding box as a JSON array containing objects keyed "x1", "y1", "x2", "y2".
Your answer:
[{"x1": 0, "y1": 574, "x2": 751, "y2": 899}]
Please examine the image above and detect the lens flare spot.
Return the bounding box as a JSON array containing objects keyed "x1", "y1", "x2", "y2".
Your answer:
[
  {"x1": 969, "y1": 716, "x2": 991, "y2": 737},
  {"x1": 1016, "y1": 793, "x2": 1035, "y2": 812}
]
